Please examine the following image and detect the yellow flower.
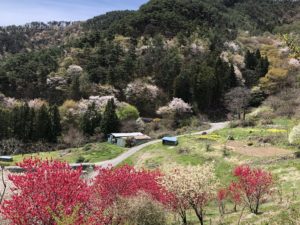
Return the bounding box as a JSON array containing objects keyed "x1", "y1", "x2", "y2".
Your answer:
[{"x1": 267, "y1": 129, "x2": 287, "y2": 133}]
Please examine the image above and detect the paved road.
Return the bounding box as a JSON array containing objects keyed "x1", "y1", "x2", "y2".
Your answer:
[
  {"x1": 95, "y1": 122, "x2": 228, "y2": 169},
  {"x1": 5, "y1": 122, "x2": 228, "y2": 174}
]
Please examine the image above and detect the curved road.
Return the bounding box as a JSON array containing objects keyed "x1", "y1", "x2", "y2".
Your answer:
[
  {"x1": 5, "y1": 122, "x2": 228, "y2": 174},
  {"x1": 95, "y1": 122, "x2": 228, "y2": 169}
]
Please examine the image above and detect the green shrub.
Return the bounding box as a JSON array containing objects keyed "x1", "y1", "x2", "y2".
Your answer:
[
  {"x1": 76, "y1": 156, "x2": 85, "y2": 163},
  {"x1": 117, "y1": 104, "x2": 139, "y2": 121}
]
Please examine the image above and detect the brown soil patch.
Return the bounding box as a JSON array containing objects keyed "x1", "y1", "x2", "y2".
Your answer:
[{"x1": 220, "y1": 141, "x2": 291, "y2": 157}]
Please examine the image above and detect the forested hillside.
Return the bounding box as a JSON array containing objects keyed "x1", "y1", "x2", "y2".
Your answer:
[{"x1": 0, "y1": 0, "x2": 300, "y2": 149}]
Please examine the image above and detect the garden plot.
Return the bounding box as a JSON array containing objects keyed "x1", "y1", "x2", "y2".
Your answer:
[{"x1": 216, "y1": 140, "x2": 291, "y2": 157}]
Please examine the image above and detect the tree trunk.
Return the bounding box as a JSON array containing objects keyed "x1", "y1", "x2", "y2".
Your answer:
[
  {"x1": 233, "y1": 204, "x2": 237, "y2": 212},
  {"x1": 193, "y1": 207, "x2": 204, "y2": 225},
  {"x1": 254, "y1": 200, "x2": 260, "y2": 214},
  {"x1": 182, "y1": 214, "x2": 187, "y2": 225},
  {"x1": 180, "y1": 211, "x2": 188, "y2": 225}
]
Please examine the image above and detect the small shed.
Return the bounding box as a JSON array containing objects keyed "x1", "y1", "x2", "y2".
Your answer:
[
  {"x1": 108, "y1": 133, "x2": 151, "y2": 147},
  {"x1": 162, "y1": 137, "x2": 178, "y2": 146},
  {"x1": 0, "y1": 156, "x2": 13, "y2": 162}
]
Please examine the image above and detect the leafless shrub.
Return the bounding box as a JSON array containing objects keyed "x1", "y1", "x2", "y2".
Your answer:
[
  {"x1": 62, "y1": 127, "x2": 86, "y2": 147},
  {"x1": 225, "y1": 87, "x2": 251, "y2": 120},
  {"x1": 113, "y1": 192, "x2": 167, "y2": 225}
]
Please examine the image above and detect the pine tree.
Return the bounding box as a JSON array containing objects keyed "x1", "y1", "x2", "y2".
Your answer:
[
  {"x1": 101, "y1": 99, "x2": 120, "y2": 136},
  {"x1": 80, "y1": 103, "x2": 102, "y2": 136}
]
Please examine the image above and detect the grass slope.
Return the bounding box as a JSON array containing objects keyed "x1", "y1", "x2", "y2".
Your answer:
[
  {"x1": 7, "y1": 142, "x2": 125, "y2": 166},
  {"x1": 123, "y1": 119, "x2": 300, "y2": 224}
]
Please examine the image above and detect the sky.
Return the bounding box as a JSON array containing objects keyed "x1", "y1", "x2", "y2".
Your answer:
[{"x1": 0, "y1": 0, "x2": 148, "y2": 26}]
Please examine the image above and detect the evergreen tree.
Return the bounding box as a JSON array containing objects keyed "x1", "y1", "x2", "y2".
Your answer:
[
  {"x1": 101, "y1": 99, "x2": 120, "y2": 136},
  {"x1": 49, "y1": 105, "x2": 62, "y2": 142},
  {"x1": 28, "y1": 108, "x2": 36, "y2": 141},
  {"x1": 70, "y1": 75, "x2": 81, "y2": 101},
  {"x1": 255, "y1": 49, "x2": 261, "y2": 60},
  {"x1": 0, "y1": 108, "x2": 10, "y2": 140},
  {"x1": 21, "y1": 103, "x2": 32, "y2": 142},
  {"x1": 245, "y1": 50, "x2": 258, "y2": 70},
  {"x1": 173, "y1": 72, "x2": 192, "y2": 103},
  {"x1": 11, "y1": 106, "x2": 23, "y2": 140},
  {"x1": 80, "y1": 103, "x2": 102, "y2": 136},
  {"x1": 36, "y1": 105, "x2": 52, "y2": 142},
  {"x1": 229, "y1": 64, "x2": 238, "y2": 88},
  {"x1": 258, "y1": 56, "x2": 269, "y2": 77}
]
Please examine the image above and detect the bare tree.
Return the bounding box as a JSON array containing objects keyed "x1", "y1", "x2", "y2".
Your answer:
[{"x1": 225, "y1": 87, "x2": 251, "y2": 120}]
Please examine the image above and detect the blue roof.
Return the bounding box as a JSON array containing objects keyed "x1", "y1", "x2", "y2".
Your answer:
[{"x1": 162, "y1": 137, "x2": 178, "y2": 142}]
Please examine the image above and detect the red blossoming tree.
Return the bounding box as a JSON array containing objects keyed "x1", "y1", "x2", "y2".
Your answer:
[
  {"x1": 217, "y1": 189, "x2": 228, "y2": 215},
  {"x1": 91, "y1": 165, "x2": 169, "y2": 224},
  {"x1": 231, "y1": 165, "x2": 273, "y2": 214},
  {"x1": 1, "y1": 158, "x2": 92, "y2": 225}
]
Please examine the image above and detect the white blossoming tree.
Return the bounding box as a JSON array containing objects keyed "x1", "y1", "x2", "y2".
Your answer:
[
  {"x1": 157, "y1": 98, "x2": 192, "y2": 116},
  {"x1": 125, "y1": 80, "x2": 161, "y2": 115},
  {"x1": 28, "y1": 99, "x2": 48, "y2": 110},
  {"x1": 289, "y1": 123, "x2": 300, "y2": 145},
  {"x1": 66, "y1": 65, "x2": 83, "y2": 77},
  {"x1": 157, "y1": 98, "x2": 192, "y2": 128},
  {"x1": 160, "y1": 164, "x2": 218, "y2": 225}
]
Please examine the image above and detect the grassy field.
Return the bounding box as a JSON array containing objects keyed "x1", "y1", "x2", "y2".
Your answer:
[
  {"x1": 6, "y1": 142, "x2": 126, "y2": 166},
  {"x1": 123, "y1": 119, "x2": 300, "y2": 224}
]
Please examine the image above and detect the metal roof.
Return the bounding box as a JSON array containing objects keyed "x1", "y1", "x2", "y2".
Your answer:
[
  {"x1": 110, "y1": 132, "x2": 144, "y2": 138},
  {"x1": 134, "y1": 135, "x2": 151, "y2": 140},
  {"x1": 162, "y1": 137, "x2": 178, "y2": 142}
]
